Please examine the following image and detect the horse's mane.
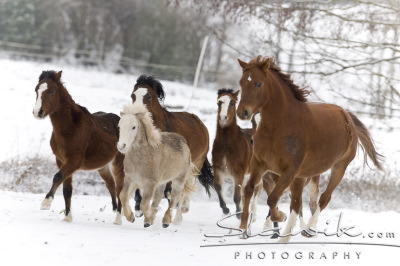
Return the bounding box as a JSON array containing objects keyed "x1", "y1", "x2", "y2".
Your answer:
[
  {"x1": 135, "y1": 75, "x2": 165, "y2": 102},
  {"x1": 122, "y1": 104, "x2": 162, "y2": 148},
  {"x1": 247, "y1": 56, "x2": 310, "y2": 102},
  {"x1": 39, "y1": 70, "x2": 59, "y2": 82},
  {"x1": 217, "y1": 88, "x2": 235, "y2": 95}
]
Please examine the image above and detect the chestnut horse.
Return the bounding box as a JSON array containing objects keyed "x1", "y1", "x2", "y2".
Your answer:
[
  {"x1": 236, "y1": 56, "x2": 383, "y2": 242},
  {"x1": 33, "y1": 71, "x2": 124, "y2": 222},
  {"x1": 212, "y1": 89, "x2": 262, "y2": 219},
  {"x1": 129, "y1": 75, "x2": 213, "y2": 215}
]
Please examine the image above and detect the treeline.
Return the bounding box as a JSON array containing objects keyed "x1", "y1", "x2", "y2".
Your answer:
[{"x1": 0, "y1": 0, "x2": 214, "y2": 81}]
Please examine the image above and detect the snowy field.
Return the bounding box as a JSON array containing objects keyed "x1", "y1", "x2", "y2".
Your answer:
[
  {"x1": 0, "y1": 58, "x2": 399, "y2": 265},
  {"x1": 0, "y1": 191, "x2": 399, "y2": 265}
]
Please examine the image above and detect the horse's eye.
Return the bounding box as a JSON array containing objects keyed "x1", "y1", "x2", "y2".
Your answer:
[
  {"x1": 217, "y1": 102, "x2": 222, "y2": 107},
  {"x1": 49, "y1": 90, "x2": 55, "y2": 94},
  {"x1": 147, "y1": 94, "x2": 152, "y2": 100},
  {"x1": 229, "y1": 102, "x2": 235, "y2": 107},
  {"x1": 256, "y1": 82, "x2": 263, "y2": 88},
  {"x1": 132, "y1": 126, "x2": 136, "y2": 130}
]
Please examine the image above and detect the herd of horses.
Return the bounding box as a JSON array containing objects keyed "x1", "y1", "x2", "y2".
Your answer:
[{"x1": 33, "y1": 55, "x2": 383, "y2": 242}]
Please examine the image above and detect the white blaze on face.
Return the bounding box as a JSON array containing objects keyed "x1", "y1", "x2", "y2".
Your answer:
[
  {"x1": 254, "y1": 113, "x2": 261, "y2": 129},
  {"x1": 117, "y1": 114, "x2": 139, "y2": 153},
  {"x1": 132, "y1": 88, "x2": 149, "y2": 110},
  {"x1": 33, "y1": 83, "x2": 48, "y2": 119},
  {"x1": 247, "y1": 74, "x2": 252, "y2": 82},
  {"x1": 218, "y1": 95, "x2": 231, "y2": 126}
]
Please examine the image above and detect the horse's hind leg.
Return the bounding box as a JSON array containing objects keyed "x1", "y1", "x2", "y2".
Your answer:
[
  {"x1": 111, "y1": 153, "x2": 124, "y2": 224},
  {"x1": 98, "y1": 165, "x2": 117, "y2": 212},
  {"x1": 134, "y1": 189, "x2": 143, "y2": 217},
  {"x1": 303, "y1": 165, "x2": 347, "y2": 237},
  {"x1": 163, "y1": 181, "x2": 184, "y2": 228},
  {"x1": 62, "y1": 176, "x2": 73, "y2": 222},
  {"x1": 214, "y1": 168, "x2": 230, "y2": 215},
  {"x1": 309, "y1": 175, "x2": 320, "y2": 215},
  {"x1": 278, "y1": 178, "x2": 305, "y2": 243}
]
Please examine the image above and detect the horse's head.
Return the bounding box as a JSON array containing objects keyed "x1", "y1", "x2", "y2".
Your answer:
[
  {"x1": 131, "y1": 75, "x2": 165, "y2": 113},
  {"x1": 117, "y1": 112, "x2": 139, "y2": 153},
  {"x1": 217, "y1": 88, "x2": 239, "y2": 127},
  {"x1": 236, "y1": 56, "x2": 272, "y2": 121},
  {"x1": 33, "y1": 70, "x2": 63, "y2": 119}
]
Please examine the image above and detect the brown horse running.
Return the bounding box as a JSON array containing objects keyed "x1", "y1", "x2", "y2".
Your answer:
[
  {"x1": 236, "y1": 56, "x2": 383, "y2": 242},
  {"x1": 212, "y1": 89, "x2": 262, "y2": 219},
  {"x1": 33, "y1": 71, "x2": 124, "y2": 222},
  {"x1": 129, "y1": 75, "x2": 213, "y2": 215}
]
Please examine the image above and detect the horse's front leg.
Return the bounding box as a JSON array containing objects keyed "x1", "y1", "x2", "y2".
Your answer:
[
  {"x1": 141, "y1": 186, "x2": 155, "y2": 228},
  {"x1": 239, "y1": 157, "x2": 267, "y2": 237},
  {"x1": 41, "y1": 158, "x2": 80, "y2": 211},
  {"x1": 62, "y1": 176, "x2": 73, "y2": 222},
  {"x1": 278, "y1": 178, "x2": 305, "y2": 243}
]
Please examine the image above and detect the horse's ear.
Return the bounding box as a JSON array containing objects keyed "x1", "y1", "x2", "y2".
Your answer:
[
  {"x1": 55, "y1": 71, "x2": 62, "y2": 81},
  {"x1": 120, "y1": 111, "x2": 125, "y2": 116},
  {"x1": 237, "y1": 59, "x2": 248, "y2": 69},
  {"x1": 259, "y1": 59, "x2": 272, "y2": 73},
  {"x1": 233, "y1": 90, "x2": 240, "y2": 99}
]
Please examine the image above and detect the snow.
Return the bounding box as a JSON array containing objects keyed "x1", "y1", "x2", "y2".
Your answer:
[
  {"x1": 0, "y1": 58, "x2": 399, "y2": 265},
  {"x1": 0, "y1": 190, "x2": 399, "y2": 265}
]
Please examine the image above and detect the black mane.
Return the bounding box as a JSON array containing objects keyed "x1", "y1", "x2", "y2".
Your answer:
[
  {"x1": 38, "y1": 70, "x2": 58, "y2": 82},
  {"x1": 135, "y1": 75, "x2": 165, "y2": 101},
  {"x1": 217, "y1": 88, "x2": 235, "y2": 95}
]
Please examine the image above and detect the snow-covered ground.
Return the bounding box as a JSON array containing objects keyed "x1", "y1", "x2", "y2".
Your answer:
[
  {"x1": 0, "y1": 191, "x2": 399, "y2": 265},
  {"x1": 0, "y1": 58, "x2": 399, "y2": 265}
]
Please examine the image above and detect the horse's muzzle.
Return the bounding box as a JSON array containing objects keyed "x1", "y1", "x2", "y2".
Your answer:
[
  {"x1": 237, "y1": 107, "x2": 251, "y2": 121},
  {"x1": 117, "y1": 143, "x2": 127, "y2": 153}
]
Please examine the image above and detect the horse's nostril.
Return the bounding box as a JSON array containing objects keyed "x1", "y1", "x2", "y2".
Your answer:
[
  {"x1": 224, "y1": 116, "x2": 227, "y2": 120},
  {"x1": 38, "y1": 108, "x2": 43, "y2": 117},
  {"x1": 244, "y1": 110, "x2": 249, "y2": 117}
]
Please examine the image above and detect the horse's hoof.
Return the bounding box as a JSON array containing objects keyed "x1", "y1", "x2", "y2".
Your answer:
[
  {"x1": 181, "y1": 207, "x2": 189, "y2": 213},
  {"x1": 239, "y1": 230, "x2": 248, "y2": 239},
  {"x1": 135, "y1": 210, "x2": 143, "y2": 218},
  {"x1": 62, "y1": 213, "x2": 73, "y2": 223},
  {"x1": 301, "y1": 228, "x2": 317, "y2": 238},
  {"x1": 277, "y1": 236, "x2": 290, "y2": 243},
  {"x1": 162, "y1": 223, "x2": 170, "y2": 228},
  {"x1": 222, "y1": 207, "x2": 230, "y2": 215},
  {"x1": 271, "y1": 232, "x2": 280, "y2": 239},
  {"x1": 144, "y1": 223, "x2": 151, "y2": 228},
  {"x1": 113, "y1": 213, "x2": 122, "y2": 225},
  {"x1": 40, "y1": 197, "x2": 53, "y2": 210}
]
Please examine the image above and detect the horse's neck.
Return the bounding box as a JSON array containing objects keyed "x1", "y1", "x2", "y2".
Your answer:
[
  {"x1": 262, "y1": 72, "x2": 304, "y2": 122},
  {"x1": 151, "y1": 104, "x2": 171, "y2": 131},
  {"x1": 216, "y1": 119, "x2": 240, "y2": 140},
  {"x1": 132, "y1": 122, "x2": 152, "y2": 151},
  {"x1": 49, "y1": 89, "x2": 84, "y2": 133}
]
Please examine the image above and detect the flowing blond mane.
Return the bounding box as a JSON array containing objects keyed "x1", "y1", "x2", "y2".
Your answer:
[
  {"x1": 246, "y1": 56, "x2": 310, "y2": 102},
  {"x1": 122, "y1": 104, "x2": 162, "y2": 148}
]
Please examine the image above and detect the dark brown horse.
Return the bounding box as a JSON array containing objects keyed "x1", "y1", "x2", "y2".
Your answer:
[
  {"x1": 236, "y1": 56, "x2": 383, "y2": 242},
  {"x1": 129, "y1": 75, "x2": 213, "y2": 215},
  {"x1": 211, "y1": 89, "x2": 262, "y2": 219},
  {"x1": 33, "y1": 71, "x2": 124, "y2": 222}
]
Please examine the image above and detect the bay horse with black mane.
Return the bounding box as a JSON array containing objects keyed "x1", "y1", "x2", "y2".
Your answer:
[
  {"x1": 236, "y1": 56, "x2": 383, "y2": 242},
  {"x1": 212, "y1": 88, "x2": 262, "y2": 219},
  {"x1": 33, "y1": 70, "x2": 124, "y2": 222},
  {"x1": 128, "y1": 75, "x2": 213, "y2": 216}
]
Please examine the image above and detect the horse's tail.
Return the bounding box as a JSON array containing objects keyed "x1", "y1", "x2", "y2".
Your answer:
[
  {"x1": 197, "y1": 157, "x2": 214, "y2": 197},
  {"x1": 348, "y1": 112, "x2": 384, "y2": 171}
]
